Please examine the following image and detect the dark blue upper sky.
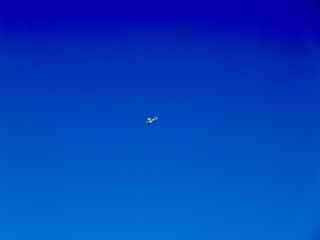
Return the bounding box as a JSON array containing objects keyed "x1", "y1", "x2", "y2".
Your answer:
[{"x1": 1, "y1": 1, "x2": 320, "y2": 240}]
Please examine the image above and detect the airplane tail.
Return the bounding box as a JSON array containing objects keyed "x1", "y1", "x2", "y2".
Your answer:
[{"x1": 154, "y1": 116, "x2": 158, "y2": 120}]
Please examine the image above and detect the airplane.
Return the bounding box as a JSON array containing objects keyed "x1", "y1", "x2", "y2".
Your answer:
[{"x1": 145, "y1": 116, "x2": 158, "y2": 125}]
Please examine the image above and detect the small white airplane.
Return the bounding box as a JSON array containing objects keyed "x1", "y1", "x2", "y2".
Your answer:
[{"x1": 145, "y1": 116, "x2": 158, "y2": 125}]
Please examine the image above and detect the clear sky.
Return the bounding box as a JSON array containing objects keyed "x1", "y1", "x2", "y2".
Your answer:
[{"x1": 1, "y1": 1, "x2": 320, "y2": 240}]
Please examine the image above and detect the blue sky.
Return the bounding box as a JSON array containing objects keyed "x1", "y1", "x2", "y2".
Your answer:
[{"x1": 1, "y1": 1, "x2": 320, "y2": 240}]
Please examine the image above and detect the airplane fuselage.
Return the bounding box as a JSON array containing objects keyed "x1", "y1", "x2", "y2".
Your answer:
[{"x1": 145, "y1": 116, "x2": 158, "y2": 124}]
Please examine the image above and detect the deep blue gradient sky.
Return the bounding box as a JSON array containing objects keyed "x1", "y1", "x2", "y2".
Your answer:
[{"x1": 1, "y1": 1, "x2": 320, "y2": 240}]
